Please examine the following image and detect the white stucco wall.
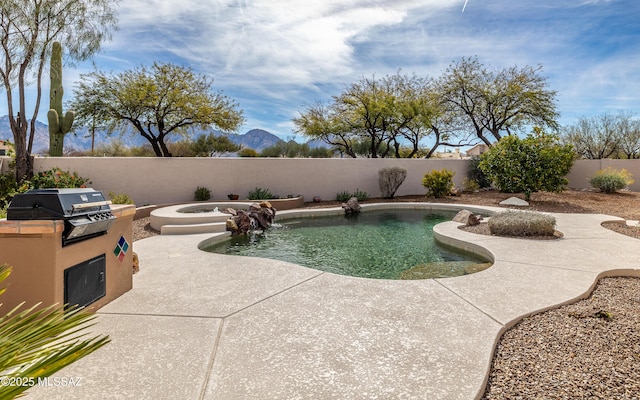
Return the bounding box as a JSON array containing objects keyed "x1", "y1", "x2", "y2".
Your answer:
[
  {"x1": 33, "y1": 158, "x2": 471, "y2": 206},
  {"x1": 4, "y1": 157, "x2": 635, "y2": 206}
]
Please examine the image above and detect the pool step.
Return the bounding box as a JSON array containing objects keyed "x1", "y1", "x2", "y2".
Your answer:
[
  {"x1": 160, "y1": 221, "x2": 228, "y2": 235},
  {"x1": 151, "y1": 212, "x2": 231, "y2": 231}
]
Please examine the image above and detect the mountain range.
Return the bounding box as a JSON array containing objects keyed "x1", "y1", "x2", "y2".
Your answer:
[{"x1": 0, "y1": 115, "x2": 292, "y2": 153}]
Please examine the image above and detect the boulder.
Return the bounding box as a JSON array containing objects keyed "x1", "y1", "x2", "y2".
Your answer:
[
  {"x1": 499, "y1": 197, "x2": 529, "y2": 206},
  {"x1": 341, "y1": 197, "x2": 361, "y2": 214},
  {"x1": 453, "y1": 209, "x2": 483, "y2": 226},
  {"x1": 226, "y1": 202, "x2": 277, "y2": 236},
  {"x1": 226, "y1": 218, "x2": 239, "y2": 233},
  {"x1": 467, "y1": 213, "x2": 482, "y2": 226},
  {"x1": 132, "y1": 252, "x2": 140, "y2": 274}
]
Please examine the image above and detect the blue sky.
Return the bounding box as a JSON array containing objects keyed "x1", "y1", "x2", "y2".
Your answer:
[{"x1": 8, "y1": 0, "x2": 640, "y2": 143}]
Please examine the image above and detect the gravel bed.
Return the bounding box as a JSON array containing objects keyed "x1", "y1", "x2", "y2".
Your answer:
[
  {"x1": 482, "y1": 277, "x2": 640, "y2": 399},
  {"x1": 132, "y1": 217, "x2": 158, "y2": 241}
]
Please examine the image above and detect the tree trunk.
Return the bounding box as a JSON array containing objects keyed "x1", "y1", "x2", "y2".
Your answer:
[
  {"x1": 11, "y1": 115, "x2": 34, "y2": 182},
  {"x1": 159, "y1": 139, "x2": 172, "y2": 157},
  {"x1": 149, "y1": 140, "x2": 163, "y2": 157}
]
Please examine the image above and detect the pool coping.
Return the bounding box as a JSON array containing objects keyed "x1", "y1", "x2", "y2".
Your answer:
[{"x1": 25, "y1": 203, "x2": 640, "y2": 400}]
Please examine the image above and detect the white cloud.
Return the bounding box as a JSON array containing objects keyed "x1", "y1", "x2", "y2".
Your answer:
[
  {"x1": 107, "y1": 1, "x2": 455, "y2": 87},
  {"x1": 20, "y1": 0, "x2": 639, "y2": 139}
]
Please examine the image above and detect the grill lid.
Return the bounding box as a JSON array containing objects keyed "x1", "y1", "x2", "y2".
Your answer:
[
  {"x1": 7, "y1": 188, "x2": 117, "y2": 245},
  {"x1": 7, "y1": 188, "x2": 113, "y2": 220}
]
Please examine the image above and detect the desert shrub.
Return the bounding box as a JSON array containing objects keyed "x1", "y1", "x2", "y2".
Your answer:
[
  {"x1": 422, "y1": 169, "x2": 455, "y2": 198},
  {"x1": 109, "y1": 192, "x2": 134, "y2": 205},
  {"x1": 336, "y1": 191, "x2": 351, "y2": 202},
  {"x1": 461, "y1": 177, "x2": 480, "y2": 193},
  {"x1": 248, "y1": 187, "x2": 274, "y2": 200},
  {"x1": 0, "y1": 205, "x2": 6, "y2": 219},
  {"x1": 0, "y1": 174, "x2": 17, "y2": 208},
  {"x1": 488, "y1": 211, "x2": 556, "y2": 237},
  {"x1": 479, "y1": 128, "x2": 575, "y2": 201},
  {"x1": 589, "y1": 167, "x2": 634, "y2": 193},
  {"x1": 352, "y1": 189, "x2": 369, "y2": 201},
  {"x1": 30, "y1": 167, "x2": 91, "y2": 189},
  {"x1": 336, "y1": 189, "x2": 369, "y2": 202},
  {"x1": 194, "y1": 186, "x2": 211, "y2": 201},
  {"x1": 378, "y1": 167, "x2": 407, "y2": 199},
  {"x1": 468, "y1": 156, "x2": 492, "y2": 188},
  {"x1": 237, "y1": 148, "x2": 259, "y2": 157}
]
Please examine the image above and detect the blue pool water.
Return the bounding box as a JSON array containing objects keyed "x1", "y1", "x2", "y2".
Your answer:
[{"x1": 202, "y1": 209, "x2": 490, "y2": 280}]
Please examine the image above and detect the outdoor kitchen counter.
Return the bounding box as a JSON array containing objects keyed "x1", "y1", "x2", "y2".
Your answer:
[
  {"x1": 0, "y1": 204, "x2": 136, "y2": 312},
  {"x1": 0, "y1": 204, "x2": 134, "y2": 233}
]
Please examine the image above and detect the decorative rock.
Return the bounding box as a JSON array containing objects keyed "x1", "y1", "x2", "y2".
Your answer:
[
  {"x1": 341, "y1": 197, "x2": 361, "y2": 214},
  {"x1": 226, "y1": 218, "x2": 239, "y2": 233},
  {"x1": 453, "y1": 209, "x2": 483, "y2": 226},
  {"x1": 499, "y1": 196, "x2": 529, "y2": 206},
  {"x1": 467, "y1": 213, "x2": 482, "y2": 226},
  {"x1": 453, "y1": 210, "x2": 473, "y2": 223},
  {"x1": 226, "y1": 202, "x2": 277, "y2": 236},
  {"x1": 132, "y1": 252, "x2": 140, "y2": 274},
  {"x1": 222, "y1": 208, "x2": 237, "y2": 216}
]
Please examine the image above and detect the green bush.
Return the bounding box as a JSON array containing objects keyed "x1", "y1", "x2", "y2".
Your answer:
[
  {"x1": 479, "y1": 128, "x2": 575, "y2": 201},
  {"x1": 352, "y1": 189, "x2": 369, "y2": 201},
  {"x1": 488, "y1": 211, "x2": 556, "y2": 237},
  {"x1": 336, "y1": 191, "x2": 352, "y2": 202},
  {"x1": 1, "y1": 168, "x2": 91, "y2": 211},
  {"x1": 378, "y1": 167, "x2": 407, "y2": 199},
  {"x1": 589, "y1": 167, "x2": 634, "y2": 193},
  {"x1": 468, "y1": 156, "x2": 492, "y2": 188},
  {"x1": 0, "y1": 174, "x2": 17, "y2": 208},
  {"x1": 30, "y1": 167, "x2": 91, "y2": 189},
  {"x1": 194, "y1": 186, "x2": 211, "y2": 201},
  {"x1": 461, "y1": 177, "x2": 480, "y2": 193},
  {"x1": 422, "y1": 169, "x2": 455, "y2": 198},
  {"x1": 248, "y1": 187, "x2": 275, "y2": 200},
  {"x1": 237, "y1": 148, "x2": 259, "y2": 157},
  {"x1": 336, "y1": 189, "x2": 369, "y2": 202},
  {"x1": 109, "y1": 192, "x2": 135, "y2": 205}
]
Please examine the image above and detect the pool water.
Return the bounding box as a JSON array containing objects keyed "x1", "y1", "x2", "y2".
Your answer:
[{"x1": 202, "y1": 209, "x2": 490, "y2": 280}]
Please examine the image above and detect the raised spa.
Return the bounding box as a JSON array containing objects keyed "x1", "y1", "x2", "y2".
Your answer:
[{"x1": 201, "y1": 209, "x2": 491, "y2": 280}]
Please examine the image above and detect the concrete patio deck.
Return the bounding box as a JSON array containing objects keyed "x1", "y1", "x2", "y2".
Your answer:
[{"x1": 25, "y1": 204, "x2": 640, "y2": 400}]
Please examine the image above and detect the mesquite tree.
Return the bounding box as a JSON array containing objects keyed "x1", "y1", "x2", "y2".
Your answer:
[
  {"x1": 437, "y1": 57, "x2": 559, "y2": 146},
  {"x1": 71, "y1": 63, "x2": 245, "y2": 157}
]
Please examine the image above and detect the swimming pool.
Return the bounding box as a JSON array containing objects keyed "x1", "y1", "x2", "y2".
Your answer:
[{"x1": 202, "y1": 209, "x2": 490, "y2": 279}]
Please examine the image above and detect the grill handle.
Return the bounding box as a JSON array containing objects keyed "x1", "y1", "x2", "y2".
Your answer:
[{"x1": 71, "y1": 200, "x2": 113, "y2": 213}]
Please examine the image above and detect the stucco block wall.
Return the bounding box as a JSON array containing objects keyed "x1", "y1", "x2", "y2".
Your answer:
[
  {"x1": 34, "y1": 158, "x2": 472, "y2": 206},
  {"x1": 566, "y1": 159, "x2": 640, "y2": 192},
  {"x1": 0, "y1": 156, "x2": 636, "y2": 206}
]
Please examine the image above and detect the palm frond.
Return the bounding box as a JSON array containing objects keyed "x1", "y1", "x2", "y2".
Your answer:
[{"x1": 0, "y1": 265, "x2": 110, "y2": 399}]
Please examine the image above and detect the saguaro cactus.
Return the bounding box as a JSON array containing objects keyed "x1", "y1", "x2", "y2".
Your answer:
[{"x1": 48, "y1": 41, "x2": 75, "y2": 156}]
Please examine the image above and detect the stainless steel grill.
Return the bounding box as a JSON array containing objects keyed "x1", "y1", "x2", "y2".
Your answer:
[{"x1": 7, "y1": 188, "x2": 116, "y2": 246}]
